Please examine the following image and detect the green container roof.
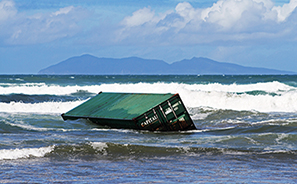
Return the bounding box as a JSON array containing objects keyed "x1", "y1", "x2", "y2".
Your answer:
[{"x1": 64, "y1": 92, "x2": 175, "y2": 120}]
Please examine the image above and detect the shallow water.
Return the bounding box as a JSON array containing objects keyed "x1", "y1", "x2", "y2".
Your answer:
[{"x1": 1, "y1": 75, "x2": 297, "y2": 183}]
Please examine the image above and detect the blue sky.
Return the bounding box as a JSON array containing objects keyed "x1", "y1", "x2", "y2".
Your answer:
[{"x1": 0, "y1": 0, "x2": 296, "y2": 73}]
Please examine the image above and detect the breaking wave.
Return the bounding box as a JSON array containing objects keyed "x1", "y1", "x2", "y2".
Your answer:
[
  {"x1": 10, "y1": 142, "x2": 295, "y2": 160},
  {"x1": 0, "y1": 100, "x2": 86, "y2": 113},
  {"x1": 0, "y1": 81, "x2": 297, "y2": 113},
  {"x1": 0, "y1": 146, "x2": 54, "y2": 160},
  {"x1": 0, "y1": 81, "x2": 294, "y2": 95}
]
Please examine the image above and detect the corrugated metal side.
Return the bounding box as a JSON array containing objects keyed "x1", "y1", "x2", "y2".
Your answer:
[{"x1": 63, "y1": 92, "x2": 174, "y2": 120}]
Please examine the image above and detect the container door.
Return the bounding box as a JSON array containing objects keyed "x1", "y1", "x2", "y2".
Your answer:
[
  {"x1": 134, "y1": 94, "x2": 196, "y2": 131},
  {"x1": 158, "y1": 95, "x2": 196, "y2": 131}
]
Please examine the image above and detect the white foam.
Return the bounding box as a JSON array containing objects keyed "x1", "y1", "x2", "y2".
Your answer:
[
  {"x1": 1, "y1": 82, "x2": 297, "y2": 113},
  {"x1": 0, "y1": 100, "x2": 86, "y2": 113},
  {"x1": 0, "y1": 81, "x2": 293, "y2": 95},
  {"x1": 0, "y1": 83, "x2": 101, "y2": 95},
  {"x1": 90, "y1": 142, "x2": 108, "y2": 155},
  {"x1": 3, "y1": 119, "x2": 81, "y2": 132},
  {"x1": 0, "y1": 146, "x2": 54, "y2": 160},
  {"x1": 182, "y1": 90, "x2": 297, "y2": 112},
  {"x1": 90, "y1": 128, "x2": 140, "y2": 133},
  {"x1": 91, "y1": 142, "x2": 108, "y2": 150},
  {"x1": 184, "y1": 81, "x2": 294, "y2": 93}
]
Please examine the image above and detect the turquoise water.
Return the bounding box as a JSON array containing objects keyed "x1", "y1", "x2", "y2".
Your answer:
[{"x1": 1, "y1": 75, "x2": 297, "y2": 183}]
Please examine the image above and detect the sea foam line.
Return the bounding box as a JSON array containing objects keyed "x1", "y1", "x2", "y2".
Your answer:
[
  {"x1": 1, "y1": 82, "x2": 297, "y2": 113},
  {"x1": 0, "y1": 146, "x2": 55, "y2": 160},
  {"x1": 0, "y1": 81, "x2": 294, "y2": 95},
  {"x1": 1, "y1": 91, "x2": 297, "y2": 113},
  {"x1": 3, "y1": 119, "x2": 84, "y2": 132},
  {"x1": 0, "y1": 100, "x2": 86, "y2": 113}
]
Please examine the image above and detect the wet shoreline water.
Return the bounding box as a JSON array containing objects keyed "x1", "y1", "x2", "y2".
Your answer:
[{"x1": 1, "y1": 75, "x2": 297, "y2": 183}]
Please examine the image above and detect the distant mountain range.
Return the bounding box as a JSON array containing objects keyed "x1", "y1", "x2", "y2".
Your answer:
[{"x1": 38, "y1": 54, "x2": 294, "y2": 75}]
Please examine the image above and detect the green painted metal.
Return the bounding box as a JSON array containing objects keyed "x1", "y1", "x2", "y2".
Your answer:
[{"x1": 62, "y1": 92, "x2": 196, "y2": 131}]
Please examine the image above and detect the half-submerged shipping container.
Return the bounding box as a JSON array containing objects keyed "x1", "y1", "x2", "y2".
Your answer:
[{"x1": 62, "y1": 92, "x2": 196, "y2": 131}]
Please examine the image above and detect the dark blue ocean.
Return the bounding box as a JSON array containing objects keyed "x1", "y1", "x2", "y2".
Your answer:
[{"x1": 1, "y1": 75, "x2": 297, "y2": 183}]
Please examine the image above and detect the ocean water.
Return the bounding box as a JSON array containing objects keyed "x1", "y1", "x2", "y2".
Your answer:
[{"x1": 1, "y1": 75, "x2": 297, "y2": 183}]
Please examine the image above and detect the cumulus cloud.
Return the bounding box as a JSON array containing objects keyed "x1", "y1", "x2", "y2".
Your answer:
[
  {"x1": 0, "y1": 0, "x2": 16, "y2": 22},
  {"x1": 0, "y1": 0, "x2": 89, "y2": 45},
  {"x1": 201, "y1": 0, "x2": 271, "y2": 29},
  {"x1": 273, "y1": 0, "x2": 297, "y2": 22},
  {"x1": 2, "y1": 0, "x2": 297, "y2": 47},
  {"x1": 121, "y1": 7, "x2": 156, "y2": 27},
  {"x1": 118, "y1": 0, "x2": 297, "y2": 45}
]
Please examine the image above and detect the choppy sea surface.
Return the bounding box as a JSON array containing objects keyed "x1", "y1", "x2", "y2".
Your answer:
[{"x1": 1, "y1": 75, "x2": 297, "y2": 183}]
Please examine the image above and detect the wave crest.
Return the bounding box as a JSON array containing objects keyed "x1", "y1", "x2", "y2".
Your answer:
[
  {"x1": 0, "y1": 146, "x2": 54, "y2": 160},
  {"x1": 0, "y1": 81, "x2": 297, "y2": 113}
]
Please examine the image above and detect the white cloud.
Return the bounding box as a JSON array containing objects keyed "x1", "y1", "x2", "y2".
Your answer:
[
  {"x1": 173, "y1": 2, "x2": 201, "y2": 30},
  {"x1": 0, "y1": 0, "x2": 89, "y2": 45},
  {"x1": 201, "y1": 0, "x2": 271, "y2": 29},
  {"x1": 52, "y1": 6, "x2": 74, "y2": 16},
  {"x1": 0, "y1": 0, "x2": 16, "y2": 22},
  {"x1": 272, "y1": 0, "x2": 297, "y2": 22},
  {"x1": 117, "y1": 0, "x2": 297, "y2": 45},
  {"x1": 2, "y1": 0, "x2": 297, "y2": 48},
  {"x1": 118, "y1": 6, "x2": 172, "y2": 43},
  {"x1": 121, "y1": 7, "x2": 155, "y2": 27},
  {"x1": 175, "y1": 2, "x2": 197, "y2": 22}
]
